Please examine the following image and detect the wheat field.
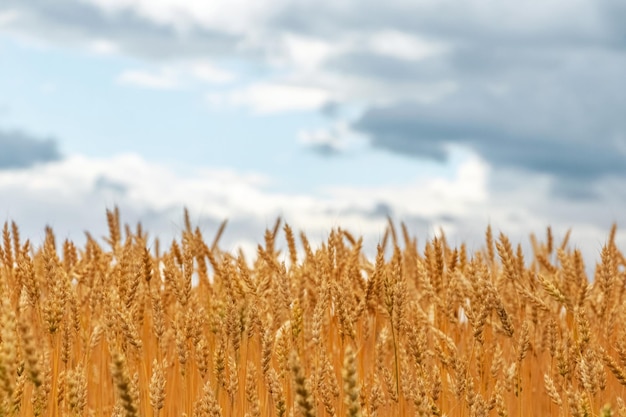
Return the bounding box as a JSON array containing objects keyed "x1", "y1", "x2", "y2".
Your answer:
[{"x1": 0, "y1": 208, "x2": 625, "y2": 417}]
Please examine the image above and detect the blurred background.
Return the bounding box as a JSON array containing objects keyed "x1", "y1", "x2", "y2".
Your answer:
[{"x1": 1, "y1": 0, "x2": 625, "y2": 268}]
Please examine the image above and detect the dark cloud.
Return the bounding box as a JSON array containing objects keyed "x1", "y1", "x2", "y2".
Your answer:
[
  {"x1": 552, "y1": 180, "x2": 599, "y2": 201},
  {"x1": 350, "y1": 40, "x2": 626, "y2": 190},
  {"x1": 601, "y1": 0, "x2": 626, "y2": 47},
  {"x1": 327, "y1": 45, "x2": 579, "y2": 86},
  {"x1": 271, "y1": 1, "x2": 609, "y2": 48},
  {"x1": 354, "y1": 98, "x2": 626, "y2": 189},
  {"x1": 328, "y1": 52, "x2": 445, "y2": 83},
  {"x1": 0, "y1": 130, "x2": 62, "y2": 169}
]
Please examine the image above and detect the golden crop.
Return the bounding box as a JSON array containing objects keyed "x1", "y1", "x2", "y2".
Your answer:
[{"x1": 0, "y1": 207, "x2": 624, "y2": 417}]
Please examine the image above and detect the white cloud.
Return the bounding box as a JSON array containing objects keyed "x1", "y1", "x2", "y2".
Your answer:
[
  {"x1": 368, "y1": 30, "x2": 448, "y2": 61},
  {"x1": 323, "y1": 154, "x2": 489, "y2": 219},
  {"x1": 0, "y1": 152, "x2": 622, "y2": 273},
  {"x1": 281, "y1": 34, "x2": 336, "y2": 71},
  {"x1": 88, "y1": 38, "x2": 119, "y2": 55},
  {"x1": 0, "y1": 9, "x2": 19, "y2": 27},
  {"x1": 207, "y1": 83, "x2": 332, "y2": 113},
  {"x1": 117, "y1": 68, "x2": 180, "y2": 90},
  {"x1": 0, "y1": 152, "x2": 484, "y2": 242},
  {"x1": 189, "y1": 61, "x2": 235, "y2": 83},
  {"x1": 117, "y1": 61, "x2": 235, "y2": 89},
  {"x1": 0, "y1": 154, "x2": 278, "y2": 248}
]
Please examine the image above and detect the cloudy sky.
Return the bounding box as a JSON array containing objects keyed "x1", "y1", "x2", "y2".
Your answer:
[{"x1": 1, "y1": 0, "x2": 625, "y2": 266}]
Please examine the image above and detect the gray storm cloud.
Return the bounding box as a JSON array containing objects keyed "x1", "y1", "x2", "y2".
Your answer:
[
  {"x1": 349, "y1": 44, "x2": 626, "y2": 192},
  {"x1": 0, "y1": 130, "x2": 62, "y2": 169}
]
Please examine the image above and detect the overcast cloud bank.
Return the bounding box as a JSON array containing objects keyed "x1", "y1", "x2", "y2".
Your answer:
[{"x1": 0, "y1": 130, "x2": 62, "y2": 169}]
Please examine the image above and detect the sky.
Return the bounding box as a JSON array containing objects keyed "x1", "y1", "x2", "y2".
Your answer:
[{"x1": 1, "y1": 0, "x2": 625, "y2": 268}]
